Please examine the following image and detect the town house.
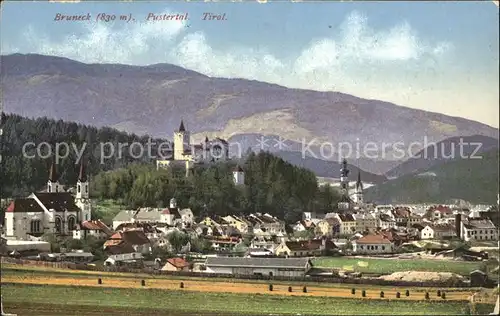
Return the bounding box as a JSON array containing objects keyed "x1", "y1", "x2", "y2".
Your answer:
[
  {"x1": 221, "y1": 215, "x2": 249, "y2": 234},
  {"x1": 274, "y1": 238, "x2": 336, "y2": 257},
  {"x1": 352, "y1": 234, "x2": 394, "y2": 254},
  {"x1": 355, "y1": 213, "x2": 378, "y2": 233},
  {"x1": 461, "y1": 219, "x2": 498, "y2": 241}
]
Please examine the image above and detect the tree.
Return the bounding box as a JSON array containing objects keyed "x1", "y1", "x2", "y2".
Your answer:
[
  {"x1": 293, "y1": 230, "x2": 315, "y2": 240},
  {"x1": 167, "y1": 231, "x2": 190, "y2": 254},
  {"x1": 41, "y1": 233, "x2": 61, "y2": 252},
  {"x1": 190, "y1": 237, "x2": 212, "y2": 253}
]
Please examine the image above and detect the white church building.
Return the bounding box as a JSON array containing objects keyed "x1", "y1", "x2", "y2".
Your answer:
[
  {"x1": 156, "y1": 120, "x2": 229, "y2": 174},
  {"x1": 4, "y1": 160, "x2": 92, "y2": 240}
]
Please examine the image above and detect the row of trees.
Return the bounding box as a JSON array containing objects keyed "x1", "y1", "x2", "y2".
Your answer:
[{"x1": 91, "y1": 151, "x2": 342, "y2": 224}]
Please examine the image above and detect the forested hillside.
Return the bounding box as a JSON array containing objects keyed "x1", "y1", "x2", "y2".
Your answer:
[
  {"x1": 0, "y1": 113, "x2": 166, "y2": 197},
  {"x1": 365, "y1": 149, "x2": 499, "y2": 204},
  {"x1": 91, "y1": 152, "x2": 341, "y2": 223},
  {"x1": 0, "y1": 114, "x2": 341, "y2": 223}
]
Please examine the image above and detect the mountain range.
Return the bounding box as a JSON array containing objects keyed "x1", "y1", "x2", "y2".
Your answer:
[
  {"x1": 385, "y1": 135, "x2": 499, "y2": 178},
  {"x1": 365, "y1": 149, "x2": 499, "y2": 204},
  {"x1": 2, "y1": 54, "x2": 498, "y2": 164},
  {"x1": 1, "y1": 53, "x2": 498, "y2": 198}
]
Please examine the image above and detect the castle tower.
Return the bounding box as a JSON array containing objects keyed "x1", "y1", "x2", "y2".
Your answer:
[
  {"x1": 75, "y1": 160, "x2": 91, "y2": 222},
  {"x1": 47, "y1": 158, "x2": 61, "y2": 193},
  {"x1": 233, "y1": 165, "x2": 245, "y2": 185},
  {"x1": 354, "y1": 171, "x2": 364, "y2": 204},
  {"x1": 173, "y1": 119, "x2": 190, "y2": 160}
]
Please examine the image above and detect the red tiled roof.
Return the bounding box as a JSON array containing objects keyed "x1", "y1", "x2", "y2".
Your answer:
[
  {"x1": 285, "y1": 239, "x2": 335, "y2": 251},
  {"x1": 167, "y1": 257, "x2": 189, "y2": 268},
  {"x1": 81, "y1": 220, "x2": 113, "y2": 236},
  {"x1": 392, "y1": 207, "x2": 411, "y2": 218},
  {"x1": 429, "y1": 205, "x2": 453, "y2": 214},
  {"x1": 355, "y1": 234, "x2": 392, "y2": 244}
]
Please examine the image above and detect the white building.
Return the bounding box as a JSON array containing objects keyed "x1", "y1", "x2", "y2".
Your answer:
[
  {"x1": 233, "y1": 165, "x2": 245, "y2": 186},
  {"x1": 461, "y1": 219, "x2": 498, "y2": 241},
  {"x1": 156, "y1": 120, "x2": 229, "y2": 175},
  {"x1": 420, "y1": 224, "x2": 456, "y2": 240},
  {"x1": 352, "y1": 234, "x2": 394, "y2": 254},
  {"x1": 203, "y1": 257, "x2": 312, "y2": 277},
  {"x1": 4, "y1": 161, "x2": 92, "y2": 240},
  {"x1": 111, "y1": 198, "x2": 194, "y2": 230}
]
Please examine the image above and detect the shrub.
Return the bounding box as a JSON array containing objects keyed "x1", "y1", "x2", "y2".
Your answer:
[
  {"x1": 303, "y1": 286, "x2": 307, "y2": 293},
  {"x1": 437, "y1": 290, "x2": 441, "y2": 297},
  {"x1": 98, "y1": 278, "x2": 102, "y2": 285},
  {"x1": 380, "y1": 291, "x2": 384, "y2": 298},
  {"x1": 351, "y1": 288, "x2": 356, "y2": 295},
  {"x1": 180, "y1": 282, "x2": 184, "y2": 288},
  {"x1": 441, "y1": 292, "x2": 446, "y2": 299},
  {"x1": 141, "y1": 279, "x2": 146, "y2": 286},
  {"x1": 362, "y1": 290, "x2": 366, "y2": 297},
  {"x1": 425, "y1": 292, "x2": 430, "y2": 300},
  {"x1": 396, "y1": 292, "x2": 401, "y2": 298},
  {"x1": 269, "y1": 284, "x2": 273, "y2": 291},
  {"x1": 405, "y1": 290, "x2": 410, "y2": 297},
  {"x1": 288, "y1": 286, "x2": 292, "y2": 292}
]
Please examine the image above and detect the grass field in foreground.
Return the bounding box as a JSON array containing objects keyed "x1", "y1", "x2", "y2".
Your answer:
[
  {"x1": 1, "y1": 283, "x2": 485, "y2": 315},
  {"x1": 313, "y1": 257, "x2": 481, "y2": 275},
  {"x1": 1, "y1": 265, "x2": 480, "y2": 292}
]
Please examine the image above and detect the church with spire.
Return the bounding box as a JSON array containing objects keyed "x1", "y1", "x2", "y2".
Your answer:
[
  {"x1": 4, "y1": 159, "x2": 92, "y2": 240},
  {"x1": 156, "y1": 119, "x2": 229, "y2": 175},
  {"x1": 337, "y1": 158, "x2": 364, "y2": 212}
]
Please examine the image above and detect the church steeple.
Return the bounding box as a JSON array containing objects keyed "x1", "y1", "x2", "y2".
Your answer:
[
  {"x1": 78, "y1": 161, "x2": 87, "y2": 182},
  {"x1": 179, "y1": 119, "x2": 186, "y2": 132},
  {"x1": 76, "y1": 159, "x2": 89, "y2": 200},
  {"x1": 356, "y1": 171, "x2": 363, "y2": 190},
  {"x1": 354, "y1": 170, "x2": 364, "y2": 205},
  {"x1": 47, "y1": 158, "x2": 60, "y2": 193},
  {"x1": 48, "y1": 158, "x2": 58, "y2": 182}
]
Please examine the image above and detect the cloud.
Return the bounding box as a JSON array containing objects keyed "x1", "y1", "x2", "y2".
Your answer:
[
  {"x1": 19, "y1": 9, "x2": 186, "y2": 65},
  {"x1": 4, "y1": 10, "x2": 451, "y2": 92}
]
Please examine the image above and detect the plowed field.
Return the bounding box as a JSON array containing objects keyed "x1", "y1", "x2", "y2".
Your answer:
[{"x1": 1, "y1": 273, "x2": 473, "y2": 301}]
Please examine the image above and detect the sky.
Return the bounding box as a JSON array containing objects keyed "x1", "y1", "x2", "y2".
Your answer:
[{"x1": 1, "y1": 0, "x2": 499, "y2": 128}]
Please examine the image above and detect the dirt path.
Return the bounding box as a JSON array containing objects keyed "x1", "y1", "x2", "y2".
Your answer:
[{"x1": 1, "y1": 275, "x2": 473, "y2": 301}]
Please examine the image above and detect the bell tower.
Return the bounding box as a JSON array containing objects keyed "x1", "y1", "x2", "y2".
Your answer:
[
  {"x1": 76, "y1": 161, "x2": 89, "y2": 200},
  {"x1": 47, "y1": 158, "x2": 61, "y2": 193},
  {"x1": 75, "y1": 160, "x2": 91, "y2": 221}
]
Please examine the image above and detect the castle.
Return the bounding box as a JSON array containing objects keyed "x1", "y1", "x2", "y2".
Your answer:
[
  {"x1": 156, "y1": 120, "x2": 230, "y2": 174},
  {"x1": 3, "y1": 160, "x2": 92, "y2": 240}
]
